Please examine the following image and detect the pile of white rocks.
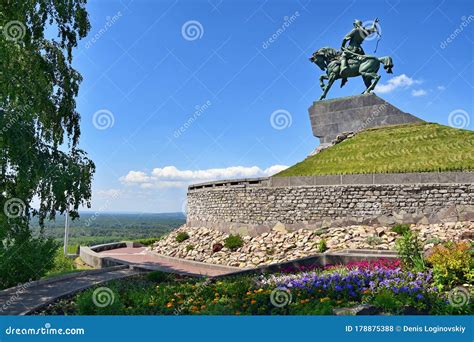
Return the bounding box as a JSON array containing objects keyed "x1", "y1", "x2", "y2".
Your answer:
[{"x1": 152, "y1": 222, "x2": 473, "y2": 268}]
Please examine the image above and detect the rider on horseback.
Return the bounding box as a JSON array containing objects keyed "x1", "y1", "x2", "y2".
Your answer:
[{"x1": 340, "y1": 18, "x2": 379, "y2": 75}]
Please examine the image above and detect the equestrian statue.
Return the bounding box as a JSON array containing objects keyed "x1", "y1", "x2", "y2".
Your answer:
[{"x1": 310, "y1": 18, "x2": 393, "y2": 100}]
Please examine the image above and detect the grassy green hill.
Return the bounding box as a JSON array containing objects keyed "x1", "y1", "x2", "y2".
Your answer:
[{"x1": 276, "y1": 122, "x2": 474, "y2": 176}]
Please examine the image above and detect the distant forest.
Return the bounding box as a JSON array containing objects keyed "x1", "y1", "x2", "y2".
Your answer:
[{"x1": 30, "y1": 212, "x2": 186, "y2": 247}]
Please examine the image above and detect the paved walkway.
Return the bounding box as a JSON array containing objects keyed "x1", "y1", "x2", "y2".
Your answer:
[
  {"x1": 97, "y1": 247, "x2": 238, "y2": 277},
  {"x1": 0, "y1": 246, "x2": 240, "y2": 315},
  {"x1": 0, "y1": 267, "x2": 138, "y2": 315}
]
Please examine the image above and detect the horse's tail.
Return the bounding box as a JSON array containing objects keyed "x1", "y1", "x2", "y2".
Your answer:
[{"x1": 378, "y1": 56, "x2": 393, "y2": 74}]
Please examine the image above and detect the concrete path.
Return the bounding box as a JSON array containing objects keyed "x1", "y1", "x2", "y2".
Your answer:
[
  {"x1": 0, "y1": 266, "x2": 138, "y2": 315},
  {"x1": 97, "y1": 247, "x2": 239, "y2": 277}
]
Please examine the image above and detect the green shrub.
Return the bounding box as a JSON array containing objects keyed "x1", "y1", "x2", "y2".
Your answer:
[
  {"x1": 186, "y1": 244, "x2": 194, "y2": 251},
  {"x1": 0, "y1": 228, "x2": 57, "y2": 289},
  {"x1": 395, "y1": 229, "x2": 425, "y2": 271},
  {"x1": 391, "y1": 224, "x2": 410, "y2": 235},
  {"x1": 76, "y1": 286, "x2": 123, "y2": 315},
  {"x1": 366, "y1": 236, "x2": 383, "y2": 246},
  {"x1": 46, "y1": 249, "x2": 76, "y2": 276},
  {"x1": 426, "y1": 242, "x2": 473, "y2": 288},
  {"x1": 146, "y1": 271, "x2": 170, "y2": 283},
  {"x1": 175, "y1": 232, "x2": 190, "y2": 243},
  {"x1": 133, "y1": 237, "x2": 161, "y2": 246},
  {"x1": 318, "y1": 239, "x2": 328, "y2": 253},
  {"x1": 224, "y1": 235, "x2": 243, "y2": 251}
]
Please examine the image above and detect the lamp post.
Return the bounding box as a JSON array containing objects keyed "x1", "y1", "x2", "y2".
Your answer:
[{"x1": 63, "y1": 199, "x2": 70, "y2": 256}]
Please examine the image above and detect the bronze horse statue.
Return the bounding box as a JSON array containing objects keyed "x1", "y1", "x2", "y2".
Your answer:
[{"x1": 310, "y1": 47, "x2": 393, "y2": 100}]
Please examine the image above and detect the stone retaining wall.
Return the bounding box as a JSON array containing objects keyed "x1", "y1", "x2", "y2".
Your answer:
[{"x1": 187, "y1": 173, "x2": 474, "y2": 236}]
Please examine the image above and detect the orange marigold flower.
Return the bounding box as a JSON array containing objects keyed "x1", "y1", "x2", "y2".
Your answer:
[
  {"x1": 166, "y1": 302, "x2": 173, "y2": 308},
  {"x1": 250, "y1": 300, "x2": 257, "y2": 304}
]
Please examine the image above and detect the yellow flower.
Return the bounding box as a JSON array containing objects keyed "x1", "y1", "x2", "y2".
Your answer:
[
  {"x1": 320, "y1": 297, "x2": 330, "y2": 303},
  {"x1": 235, "y1": 311, "x2": 241, "y2": 315},
  {"x1": 257, "y1": 288, "x2": 263, "y2": 293}
]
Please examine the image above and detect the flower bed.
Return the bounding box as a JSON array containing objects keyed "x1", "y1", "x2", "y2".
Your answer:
[{"x1": 35, "y1": 258, "x2": 472, "y2": 316}]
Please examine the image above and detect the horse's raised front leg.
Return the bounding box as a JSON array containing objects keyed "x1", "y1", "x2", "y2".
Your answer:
[
  {"x1": 319, "y1": 74, "x2": 336, "y2": 100},
  {"x1": 319, "y1": 74, "x2": 328, "y2": 90}
]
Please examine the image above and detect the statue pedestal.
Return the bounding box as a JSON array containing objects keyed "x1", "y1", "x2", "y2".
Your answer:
[{"x1": 308, "y1": 94, "x2": 423, "y2": 144}]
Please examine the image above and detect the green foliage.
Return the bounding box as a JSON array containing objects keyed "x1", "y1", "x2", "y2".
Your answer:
[
  {"x1": 46, "y1": 249, "x2": 76, "y2": 277},
  {"x1": 366, "y1": 236, "x2": 383, "y2": 246},
  {"x1": 76, "y1": 288, "x2": 123, "y2": 315},
  {"x1": 133, "y1": 237, "x2": 162, "y2": 247},
  {"x1": 318, "y1": 239, "x2": 328, "y2": 253},
  {"x1": 175, "y1": 232, "x2": 190, "y2": 243},
  {"x1": 146, "y1": 271, "x2": 170, "y2": 283},
  {"x1": 186, "y1": 244, "x2": 194, "y2": 251},
  {"x1": 0, "y1": 228, "x2": 58, "y2": 289},
  {"x1": 224, "y1": 235, "x2": 244, "y2": 251},
  {"x1": 427, "y1": 242, "x2": 473, "y2": 288},
  {"x1": 395, "y1": 229, "x2": 425, "y2": 272},
  {"x1": 276, "y1": 123, "x2": 474, "y2": 176},
  {"x1": 29, "y1": 213, "x2": 184, "y2": 248},
  {"x1": 391, "y1": 224, "x2": 410, "y2": 235},
  {"x1": 0, "y1": 0, "x2": 94, "y2": 287},
  {"x1": 371, "y1": 289, "x2": 399, "y2": 312}
]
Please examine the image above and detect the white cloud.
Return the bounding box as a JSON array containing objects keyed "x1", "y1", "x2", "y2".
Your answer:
[
  {"x1": 411, "y1": 89, "x2": 427, "y2": 97},
  {"x1": 437, "y1": 85, "x2": 446, "y2": 90},
  {"x1": 375, "y1": 74, "x2": 421, "y2": 94},
  {"x1": 120, "y1": 165, "x2": 289, "y2": 188}
]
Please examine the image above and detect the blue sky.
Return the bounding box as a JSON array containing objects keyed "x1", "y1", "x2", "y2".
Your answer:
[{"x1": 72, "y1": 0, "x2": 473, "y2": 213}]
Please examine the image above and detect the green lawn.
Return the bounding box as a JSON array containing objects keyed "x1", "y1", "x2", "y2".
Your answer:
[{"x1": 276, "y1": 123, "x2": 474, "y2": 176}]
